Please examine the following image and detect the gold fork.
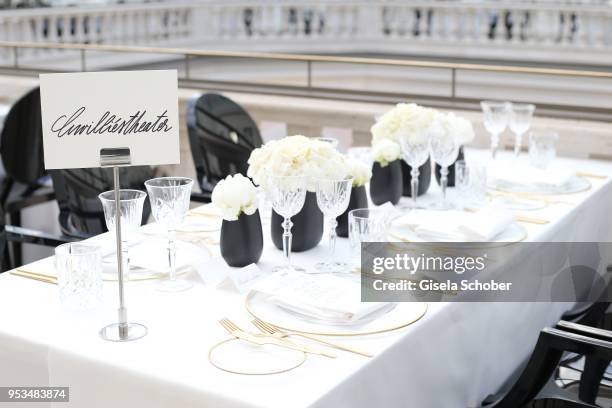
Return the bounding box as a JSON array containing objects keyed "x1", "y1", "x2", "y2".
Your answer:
[
  {"x1": 219, "y1": 318, "x2": 336, "y2": 358},
  {"x1": 252, "y1": 318, "x2": 373, "y2": 358}
]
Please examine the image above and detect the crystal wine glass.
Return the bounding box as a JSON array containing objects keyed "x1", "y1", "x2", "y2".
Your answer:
[
  {"x1": 480, "y1": 101, "x2": 509, "y2": 159},
  {"x1": 144, "y1": 177, "x2": 193, "y2": 292},
  {"x1": 315, "y1": 176, "x2": 353, "y2": 273},
  {"x1": 268, "y1": 174, "x2": 307, "y2": 273},
  {"x1": 509, "y1": 103, "x2": 535, "y2": 157},
  {"x1": 430, "y1": 124, "x2": 460, "y2": 210},
  {"x1": 99, "y1": 189, "x2": 146, "y2": 281},
  {"x1": 399, "y1": 129, "x2": 430, "y2": 207}
]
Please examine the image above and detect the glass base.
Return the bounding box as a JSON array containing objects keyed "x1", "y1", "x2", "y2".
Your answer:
[
  {"x1": 314, "y1": 261, "x2": 350, "y2": 274},
  {"x1": 155, "y1": 277, "x2": 193, "y2": 292},
  {"x1": 272, "y1": 265, "x2": 305, "y2": 273},
  {"x1": 99, "y1": 322, "x2": 147, "y2": 342}
]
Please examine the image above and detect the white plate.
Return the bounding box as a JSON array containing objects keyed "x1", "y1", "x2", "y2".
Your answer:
[
  {"x1": 246, "y1": 291, "x2": 427, "y2": 336},
  {"x1": 387, "y1": 216, "x2": 527, "y2": 243},
  {"x1": 489, "y1": 175, "x2": 591, "y2": 195},
  {"x1": 209, "y1": 338, "x2": 306, "y2": 375},
  {"x1": 490, "y1": 196, "x2": 547, "y2": 211}
]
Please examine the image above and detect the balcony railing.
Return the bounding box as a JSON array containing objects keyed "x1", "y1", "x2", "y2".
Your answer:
[{"x1": 0, "y1": 1, "x2": 611, "y2": 66}]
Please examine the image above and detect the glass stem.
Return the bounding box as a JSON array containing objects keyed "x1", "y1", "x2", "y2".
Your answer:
[
  {"x1": 167, "y1": 229, "x2": 177, "y2": 281},
  {"x1": 121, "y1": 239, "x2": 129, "y2": 281},
  {"x1": 282, "y1": 217, "x2": 293, "y2": 269},
  {"x1": 441, "y1": 166, "x2": 449, "y2": 206},
  {"x1": 411, "y1": 166, "x2": 419, "y2": 203},
  {"x1": 514, "y1": 132, "x2": 523, "y2": 157},
  {"x1": 491, "y1": 132, "x2": 499, "y2": 159},
  {"x1": 328, "y1": 217, "x2": 338, "y2": 259}
]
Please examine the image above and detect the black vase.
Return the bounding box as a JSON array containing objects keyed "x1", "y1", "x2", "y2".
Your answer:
[
  {"x1": 400, "y1": 157, "x2": 432, "y2": 197},
  {"x1": 336, "y1": 185, "x2": 368, "y2": 238},
  {"x1": 369, "y1": 160, "x2": 403, "y2": 205},
  {"x1": 220, "y1": 210, "x2": 264, "y2": 267},
  {"x1": 435, "y1": 146, "x2": 465, "y2": 187},
  {"x1": 271, "y1": 191, "x2": 323, "y2": 252}
]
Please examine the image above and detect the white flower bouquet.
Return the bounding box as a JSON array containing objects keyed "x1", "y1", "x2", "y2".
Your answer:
[
  {"x1": 346, "y1": 158, "x2": 372, "y2": 187},
  {"x1": 211, "y1": 173, "x2": 258, "y2": 221},
  {"x1": 371, "y1": 139, "x2": 401, "y2": 167},
  {"x1": 371, "y1": 103, "x2": 438, "y2": 146},
  {"x1": 247, "y1": 135, "x2": 347, "y2": 191}
]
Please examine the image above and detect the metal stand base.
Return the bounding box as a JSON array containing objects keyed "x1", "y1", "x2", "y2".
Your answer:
[{"x1": 99, "y1": 323, "x2": 148, "y2": 342}]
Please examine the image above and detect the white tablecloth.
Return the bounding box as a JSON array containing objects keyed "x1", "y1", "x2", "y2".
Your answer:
[{"x1": 1, "y1": 149, "x2": 612, "y2": 408}]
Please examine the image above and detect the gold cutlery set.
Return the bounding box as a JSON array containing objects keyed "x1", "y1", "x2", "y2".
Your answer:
[{"x1": 218, "y1": 317, "x2": 372, "y2": 360}]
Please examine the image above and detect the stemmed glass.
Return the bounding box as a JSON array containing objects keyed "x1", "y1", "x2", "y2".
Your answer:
[
  {"x1": 399, "y1": 130, "x2": 430, "y2": 207},
  {"x1": 315, "y1": 177, "x2": 353, "y2": 273},
  {"x1": 509, "y1": 103, "x2": 535, "y2": 157},
  {"x1": 480, "y1": 101, "x2": 509, "y2": 159},
  {"x1": 430, "y1": 124, "x2": 460, "y2": 210},
  {"x1": 144, "y1": 177, "x2": 193, "y2": 292},
  {"x1": 268, "y1": 174, "x2": 307, "y2": 273},
  {"x1": 99, "y1": 189, "x2": 146, "y2": 281}
]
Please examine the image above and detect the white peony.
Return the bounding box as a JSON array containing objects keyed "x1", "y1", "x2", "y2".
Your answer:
[
  {"x1": 371, "y1": 103, "x2": 438, "y2": 146},
  {"x1": 435, "y1": 112, "x2": 475, "y2": 146},
  {"x1": 211, "y1": 173, "x2": 258, "y2": 221},
  {"x1": 247, "y1": 135, "x2": 348, "y2": 191},
  {"x1": 346, "y1": 158, "x2": 372, "y2": 187},
  {"x1": 372, "y1": 139, "x2": 401, "y2": 167}
]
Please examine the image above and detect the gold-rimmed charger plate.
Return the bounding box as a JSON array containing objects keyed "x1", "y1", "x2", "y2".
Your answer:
[
  {"x1": 245, "y1": 291, "x2": 427, "y2": 336},
  {"x1": 488, "y1": 175, "x2": 591, "y2": 195},
  {"x1": 208, "y1": 338, "x2": 306, "y2": 375}
]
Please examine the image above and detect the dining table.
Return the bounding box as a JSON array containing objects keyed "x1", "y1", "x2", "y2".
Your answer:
[{"x1": 1, "y1": 148, "x2": 611, "y2": 408}]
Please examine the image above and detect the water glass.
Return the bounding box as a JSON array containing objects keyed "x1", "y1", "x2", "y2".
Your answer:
[
  {"x1": 455, "y1": 160, "x2": 470, "y2": 198},
  {"x1": 348, "y1": 209, "x2": 389, "y2": 269},
  {"x1": 268, "y1": 174, "x2": 307, "y2": 273},
  {"x1": 315, "y1": 177, "x2": 353, "y2": 273},
  {"x1": 399, "y1": 130, "x2": 430, "y2": 206},
  {"x1": 509, "y1": 103, "x2": 536, "y2": 157},
  {"x1": 481, "y1": 101, "x2": 510, "y2": 159},
  {"x1": 455, "y1": 162, "x2": 488, "y2": 208},
  {"x1": 99, "y1": 189, "x2": 146, "y2": 280},
  {"x1": 145, "y1": 177, "x2": 193, "y2": 292},
  {"x1": 529, "y1": 131, "x2": 558, "y2": 169},
  {"x1": 55, "y1": 243, "x2": 103, "y2": 311}
]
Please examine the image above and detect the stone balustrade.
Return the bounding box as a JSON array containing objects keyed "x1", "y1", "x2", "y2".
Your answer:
[{"x1": 0, "y1": 1, "x2": 611, "y2": 66}]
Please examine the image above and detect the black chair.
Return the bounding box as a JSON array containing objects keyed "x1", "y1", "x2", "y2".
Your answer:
[
  {"x1": 186, "y1": 93, "x2": 262, "y2": 198},
  {"x1": 483, "y1": 322, "x2": 612, "y2": 408},
  {"x1": 50, "y1": 166, "x2": 154, "y2": 238},
  {"x1": 0, "y1": 87, "x2": 56, "y2": 266}
]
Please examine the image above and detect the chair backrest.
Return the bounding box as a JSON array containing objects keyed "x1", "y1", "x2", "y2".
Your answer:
[
  {"x1": 187, "y1": 93, "x2": 262, "y2": 192},
  {"x1": 0, "y1": 87, "x2": 46, "y2": 185},
  {"x1": 50, "y1": 166, "x2": 153, "y2": 237}
]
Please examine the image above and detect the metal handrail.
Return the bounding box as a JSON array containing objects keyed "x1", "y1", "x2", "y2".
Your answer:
[{"x1": 0, "y1": 41, "x2": 611, "y2": 79}]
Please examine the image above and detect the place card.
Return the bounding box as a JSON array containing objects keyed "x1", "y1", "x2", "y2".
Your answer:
[
  {"x1": 217, "y1": 264, "x2": 266, "y2": 294},
  {"x1": 39, "y1": 70, "x2": 180, "y2": 169}
]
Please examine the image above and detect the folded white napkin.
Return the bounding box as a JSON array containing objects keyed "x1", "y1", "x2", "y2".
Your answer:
[
  {"x1": 394, "y1": 206, "x2": 514, "y2": 241},
  {"x1": 252, "y1": 271, "x2": 390, "y2": 323},
  {"x1": 490, "y1": 162, "x2": 574, "y2": 190}
]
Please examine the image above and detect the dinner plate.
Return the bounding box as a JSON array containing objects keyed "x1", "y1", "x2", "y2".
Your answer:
[
  {"x1": 387, "y1": 216, "x2": 527, "y2": 243},
  {"x1": 488, "y1": 175, "x2": 591, "y2": 195},
  {"x1": 245, "y1": 291, "x2": 427, "y2": 336},
  {"x1": 208, "y1": 338, "x2": 306, "y2": 375},
  {"x1": 491, "y1": 196, "x2": 547, "y2": 211}
]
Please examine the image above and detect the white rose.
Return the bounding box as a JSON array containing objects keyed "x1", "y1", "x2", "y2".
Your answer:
[
  {"x1": 211, "y1": 173, "x2": 258, "y2": 221},
  {"x1": 346, "y1": 158, "x2": 372, "y2": 187},
  {"x1": 372, "y1": 139, "x2": 401, "y2": 167},
  {"x1": 371, "y1": 103, "x2": 438, "y2": 145},
  {"x1": 435, "y1": 112, "x2": 475, "y2": 146},
  {"x1": 247, "y1": 135, "x2": 347, "y2": 191}
]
